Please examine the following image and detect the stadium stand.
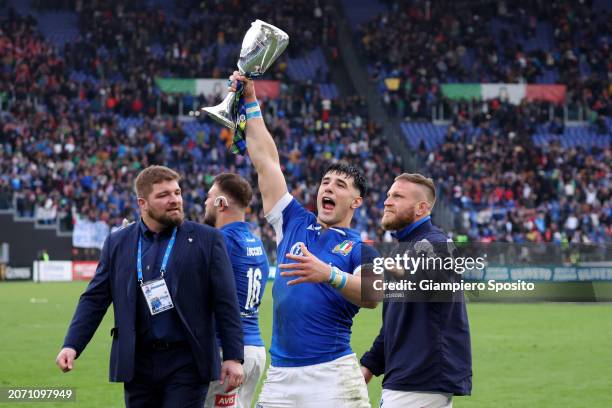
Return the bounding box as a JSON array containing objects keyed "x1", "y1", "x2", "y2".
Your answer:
[
  {"x1": 0, "y1": 1, "x2": 402, "y2": 262},
  {"x1": 351, "y1": 0, "x2": 610, "y2": 243},
  {"x1": 358, "y1": 0, "x2": 610, "y2": 113},
  {"x1": 0, "y1": 0, "x2": 609, "y2": 253}
]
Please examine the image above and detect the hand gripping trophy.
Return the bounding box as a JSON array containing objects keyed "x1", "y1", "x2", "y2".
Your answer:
[{"x1": 191, "y1": 20, "x2": 289, "y2": 154}]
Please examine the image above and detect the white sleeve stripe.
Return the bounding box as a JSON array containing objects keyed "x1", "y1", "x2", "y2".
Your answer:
[
  {"x1": 352, "y1": 265, "x2": 361, "y2": 276},
  {"x1": 265, "y1": 193, "x2": 293, "y2": 245}
]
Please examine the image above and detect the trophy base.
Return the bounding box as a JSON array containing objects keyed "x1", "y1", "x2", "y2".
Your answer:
[{"x1": 202, "y1": 107, "x2": 236, "y2": 129}]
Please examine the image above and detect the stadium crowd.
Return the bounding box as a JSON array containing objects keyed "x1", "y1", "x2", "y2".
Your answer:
[
  {"x1": 360, "y1": 0, "x2": 610, "y2": 119},
  {"x1": 356, "y1": 0, "x2": 610, "y2": 243},
  {"x1": 0, "y1": 6, "x2": 397, "y2": 258},
  {"x1": 40, "y1": 0, "x2": 335, "y2": 117},
  {"x1": 420, "y1": 102, "x2": 610, "y2": 243},
  {"x1": 0, "y1": 0, "x2": 610, "y2": 251}
]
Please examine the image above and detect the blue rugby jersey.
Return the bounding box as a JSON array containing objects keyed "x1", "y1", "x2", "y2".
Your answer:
[
  {"x1": 220, "y1": 221, "x2": 270, "y2": 347},
  {"x1": 266, "y1": 193, "x2": 373, "y2": 367}
]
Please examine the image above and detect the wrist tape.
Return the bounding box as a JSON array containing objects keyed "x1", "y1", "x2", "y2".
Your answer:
[
  {"x1": 245, "y1": 101, "x2": 262, "y2": 120},
  {"x1": 328, "y1": 266, "x2": 348, "y2": 290}
]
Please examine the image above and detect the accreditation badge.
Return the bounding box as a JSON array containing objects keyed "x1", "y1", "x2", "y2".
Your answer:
[{"x1": 140, "y1": 278, "x2": 174, "y2": 315}]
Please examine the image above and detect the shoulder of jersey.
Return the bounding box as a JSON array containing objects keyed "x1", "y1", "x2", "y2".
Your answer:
[
  {"x1": 221, "y1": 223, "x2": 241, "y2": 234},
  {"x1": 231, "y1": 229, "x2": 260, "y2": 247},
  {"x1": 220, "y1": 227, "x2": 241, "y2": 243}
]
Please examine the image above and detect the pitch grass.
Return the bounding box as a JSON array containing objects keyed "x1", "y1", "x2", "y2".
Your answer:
[{"x1": 0, "y1": 282, "x2": 611, "y2": 407}]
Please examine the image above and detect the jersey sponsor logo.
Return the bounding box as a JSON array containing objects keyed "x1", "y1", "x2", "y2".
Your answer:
[
  {"x1": 246, "y1": 246, "x2": 263, "y2": 256},
  {"x1": 332, "y1": 240, "x2": 355, "y2": 256},
  {"x1": 289, "y1": 241, "x2": 305, "y2": 256},
  {"x1": 214, "y1": 393, "x2": 237, "y2": 407}
]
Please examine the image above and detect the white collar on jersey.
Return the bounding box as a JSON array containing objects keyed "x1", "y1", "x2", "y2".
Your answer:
[
  {"x1": 307, "y1": 223, "x2": 347, "y2": 236},
  {"x1": 329, "y1": 227, "x2": 347, "y2": 236}
]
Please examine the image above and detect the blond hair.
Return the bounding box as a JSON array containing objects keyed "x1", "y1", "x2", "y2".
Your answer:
[{"x1": 395, "y1": 173, "x2": 436, "y2": 206}]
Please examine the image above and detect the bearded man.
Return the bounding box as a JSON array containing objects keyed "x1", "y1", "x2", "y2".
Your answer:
[
  {"x1": 56, "y1": 165, "x2": 244, "y2": 408},
  {"x1": 360, "y1": 173, "x2": 472, "y2": 408}
]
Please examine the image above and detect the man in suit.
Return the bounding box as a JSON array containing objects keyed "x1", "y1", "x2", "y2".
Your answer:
[
  {"x1": 360, "y1": 173, "x2": 472, "y2": 408},
  {"x1": 56, "y1": 165, "x2": 244, "y2": 408}
]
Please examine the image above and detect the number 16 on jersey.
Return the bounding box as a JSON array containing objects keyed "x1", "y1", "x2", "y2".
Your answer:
[{"x1": 246, "y1": 267, "x2": 263, "y2": 310}]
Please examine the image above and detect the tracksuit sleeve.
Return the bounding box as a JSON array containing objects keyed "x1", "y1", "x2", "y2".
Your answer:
[{"x1": 360, "y1": 305, "x2": 386, "y2": 376}]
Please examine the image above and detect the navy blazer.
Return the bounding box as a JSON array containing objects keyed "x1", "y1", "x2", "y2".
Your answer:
[{"x1": 63, "y1": 220, "x2": 244, "y2": 383}]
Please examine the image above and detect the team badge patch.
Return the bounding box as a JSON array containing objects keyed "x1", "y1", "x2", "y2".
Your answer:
[{"x1": 332, "y1": 240, "x2": 355, "y2": 256}]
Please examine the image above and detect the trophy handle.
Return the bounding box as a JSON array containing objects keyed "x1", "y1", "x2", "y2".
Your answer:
[{"x1": 191, "y1": 91, "x2": 237, "y2": 129}]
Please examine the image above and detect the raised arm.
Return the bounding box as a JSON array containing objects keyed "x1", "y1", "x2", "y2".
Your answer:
[{"x1": 229, "y1": 72, "x2": 287, "y2": 214}]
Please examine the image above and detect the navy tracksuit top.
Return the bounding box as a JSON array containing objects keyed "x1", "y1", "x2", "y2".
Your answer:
[{"x1": 360, "y1": 218, "x2": 472, "y2": 395}]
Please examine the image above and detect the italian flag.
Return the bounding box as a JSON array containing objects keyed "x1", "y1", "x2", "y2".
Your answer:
[
  {"x1": 155, "y1": 78, "x2": 281, "y2": 99},
  {"x1": 334, "y1": 240, "x2": 355, "y2": 255},
  {"x1": 441, "y1": 83, "x2": 566, "y2": 105}
]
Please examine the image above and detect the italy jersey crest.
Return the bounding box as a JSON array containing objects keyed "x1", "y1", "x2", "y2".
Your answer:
[{"x1": 332, "y1": 240, "x2": 355, "y2": 256}]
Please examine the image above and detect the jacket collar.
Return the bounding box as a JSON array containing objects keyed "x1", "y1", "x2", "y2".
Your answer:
[
  {"x1": 138, "y1": 218, "x2": 192, "y2": 237},
  {"x1": 392, "y1": 215, "x2": 431, "y2": 241}
]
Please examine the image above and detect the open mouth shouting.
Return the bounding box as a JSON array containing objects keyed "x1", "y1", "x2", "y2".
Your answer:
[{"x1": 321, "y1": 196, "x2": 336, "y2": 213}]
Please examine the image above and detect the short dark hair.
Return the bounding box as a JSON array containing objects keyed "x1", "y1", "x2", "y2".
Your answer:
[
  {"x1": 213, "y1": 173, "x2": 253, "y2": 208},
  {"x1": 134, "y1": 165, "x2": 181, "y2": 198},
  {"x1": 323, "y1": 163, "x2": 367, "y2": 197},
  {"x1": 395, "y1": 173, "x2": 436, "y2": 205}
]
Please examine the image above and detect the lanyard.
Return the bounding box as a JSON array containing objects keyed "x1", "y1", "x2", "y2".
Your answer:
[{"x1": 137, "y1": 227, "x2": 177, "y2": 284}]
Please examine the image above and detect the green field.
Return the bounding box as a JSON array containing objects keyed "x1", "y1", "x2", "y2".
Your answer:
[{"x1": 0, "y1": 282, "x2": 611, "y2": 407}]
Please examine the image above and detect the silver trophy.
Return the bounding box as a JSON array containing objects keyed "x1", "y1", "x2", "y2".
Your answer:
[{"x1": 192, "y1": 20, "x2": 289, "y2": 128}]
